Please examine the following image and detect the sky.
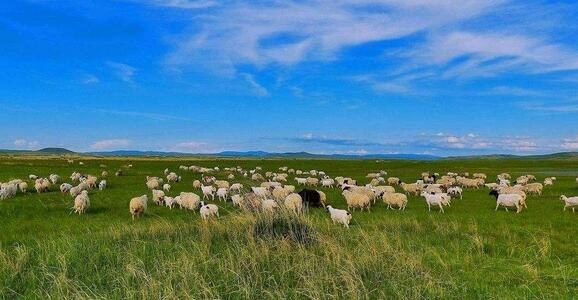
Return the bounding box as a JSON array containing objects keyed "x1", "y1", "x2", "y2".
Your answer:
[{"x1": 1, "y1": 0, "x2": 578, "y2": 156}]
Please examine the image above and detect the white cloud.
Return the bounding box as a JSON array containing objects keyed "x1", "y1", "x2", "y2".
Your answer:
[
  {"x1": 147, "y1": 0, "x2": 218, "y2": 9},
  {"x1": 107, "y1": 62, "x2": 136, "y2": 83},
  {"x1": 14, "y1": 139, "x2": 39, "y2": 149},
  {"x1": 164, "y1": 0, "x2": 501, "y2": 70},
  {"x1": 241, "y1": 73, "x2": 270, "y2": 96},
  {"x1": 90, "y1": 139, "x2": 132, "y2": 149},
  {"x1": 83, "y1": 74, "x2": 100, "y2": 85},
  {"x1": 561, "y1": 136, "x2": 578, "y2": 150}
]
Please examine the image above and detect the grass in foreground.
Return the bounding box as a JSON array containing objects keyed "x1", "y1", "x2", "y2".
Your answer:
[{"x1": 0, "y1": 156, "x2": 577, "y2": 298}]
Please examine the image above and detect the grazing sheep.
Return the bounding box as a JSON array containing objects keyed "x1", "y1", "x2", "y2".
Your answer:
[
  {"x1": 382, "y1": 192, "x2": 408, "y2": 210},
  {"x1": 373, "y1": 185, "x2": 395, "y2": 196},
  {"x1": 215, "y1": 180, "x2": 230, "y2": 189},
  {"x1": 167, "y1": 172, "x2": 181, "y2": 182},
  {"x1": 326, "y1": 205, "x2": 352, "y2": 228},
  {"x1": 115, "y1": 169, "x2": 123, "y2": 177},
  {"x1": 49, "y1": 174, "x2": 60, "y2": 185},
  {"x1": 0, "y1": 183, "x2": 18, "y2": 200},
  {"x1": 73, "y1": 190, "x2": 90, "y2": 215},
  {"x1": 420, "y1": 191, "x2": 445, "y2": 213},
  {"x1": 34, "y1": 178, "x2": 50, "y2": 193},
  {"x1": 101, "y1": 171, "x2": 108, "y2": 177},
  {"x1": 231, "y1": 194, "x2": 244, "y2": 207},
  {"x1": 251, "y1": 187, "x2": 269, "y2": 199},
  {"x1": 447, "y1": 186, "x2": 463, "y2": 199},
  {"x1": 321, "y1": 178, "x2": 335, "y2": 188},
  {"x1": 560, "y1": 195, "x2": 578, "y2": 212},
  {"x1": 201, "y1": 185, "x2": 216, "y2": 200},
  {"x1": 60, "y1": 183, "x2": 73, "y2": 193},
  {"x1": 216, "y1": 187, "x2": 228, "y2": 202},
  {"x1": 165, "y1": 196, "x2": 177, "y2": 209},
  {"x1": 262, "y1": 199, "x2": 279, "y2": 213},
  {"x1": 99, "y1": 180, "x2": 107, "y2": 191},
  {"x1": 400, "y1": 182, "x2": 421, "y2": 196},
  {"x1": 342, "y1": 190, "x2": 371, "y2": 212},
  {"x1": 387, "y1": 177, "x2": 400, "y2": 185},
  {"x1": 297, "y1": 189, "x2": 323, "y2": 208},
  {"x1": 306, "y1": 177, "x2": 319, "y2": 186},
  {"x1": 490, "y1": 190, "x2": 523, "y2": 213},
  {"x1": 272, "y1": 186, "x2": 290, "y2": 200},
  {"x1": 29, "y1": 174, "x2": 38, "y2": 180},
  {"x1": 523, "y1": 183, "x2": 543, "y2": 196},
  {"x1": 129, "y1": 195, "x2": 148, "y2": 219},
  {"x1": 152, "y1": 189, "x2": 165, "y2": 205},
  {"x1": 163, "y1": 183, "x2": 171, "y2": 192},
  {"x1": 295, "y1": 177, "x2": 307, "y2": 185},
  {"x1": 199, "y1": 201, "x2": 219, "y2": 220},
  {"x1": 146, "y1": 178, "x2": 160, "y2": 190},
  {"x1": 18, "y1": 182, "x2": 28, "y2": 193},
  {"x1": 230, "y1": 183, "x2": 244, "y2": 193},
  {"x1": 192, "y1": 180, "x2": 202, "y2": 189},
  {"x1": 179, "y1": 192, "x2": 201, "y2": 211},
  {"x1": 544, "y1": 178, "x2": 554, "y2": 186},
  {"x1": 251, "y1": 174, "x2": 265, "y2": 181},
  {"x1": 284, "y1": 193, "x2": 303, "y2": 213}
]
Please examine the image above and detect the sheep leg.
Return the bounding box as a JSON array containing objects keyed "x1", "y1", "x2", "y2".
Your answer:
[{"x1": 495, "y1": 203, "x2": 500, "y2": 211}]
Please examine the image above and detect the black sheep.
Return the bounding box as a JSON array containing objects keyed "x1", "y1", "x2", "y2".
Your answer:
[{"x1": 298, "y1": 189, "x2": 322, "y2": 208}]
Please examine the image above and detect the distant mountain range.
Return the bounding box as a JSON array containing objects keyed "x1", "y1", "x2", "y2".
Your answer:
[{"x1": 1, "y1": 148, "x2": 578, "y2": 160}]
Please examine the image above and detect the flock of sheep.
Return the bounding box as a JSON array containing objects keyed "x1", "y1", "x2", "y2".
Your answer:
[{"x1": 1, "y1": 162, "x2": 577, "y2": 228}]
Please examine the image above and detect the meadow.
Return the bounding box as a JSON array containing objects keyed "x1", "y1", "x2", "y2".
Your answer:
[{"x1": 0, "y1": 155, "x2": 577, "y2": 299}]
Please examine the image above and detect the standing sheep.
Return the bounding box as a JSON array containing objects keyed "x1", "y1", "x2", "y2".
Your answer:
[
  {"x1": 18, "y1": 182, "x2": 28, "y2": 193},
  {"x1": 284, "y1": 193, "x2": 303, "y2": 213},
  {"x1": 342, "y1": 190, "x2": 371, "y2": 212},
  {"x1": 326, "y1": 205, "x2": 352, "y2": 228},
  {"x1": 163, "y1": 183, "x2": 171, "y2": 192},
  {"x1": 152, "y1": 189, "x2": 165, "y2": 205},
  {"x1": 382, "y1": 192, "x2": 408, "y2": 210},
  {"x1": 560, "y1": 195, "x2": 578, "y2": 212},
  {"x1": 420, "y1": 191, "x2": 445, "y2": 213},
  {"x1": 179, "y1": 192, "x2": 201, "y2": 211},
  {"x1": 199, "y1": 201, "x2": 219, "y2": 220},
  {"x1": 99, "y1": 180, "x2": 107, "y2": 191},
  {"x1": 73, "y1": 190, "x2": 90, "y2": 214},
  {"x1": 129, "y1": 195, "x2": 148, "y2": 219}
]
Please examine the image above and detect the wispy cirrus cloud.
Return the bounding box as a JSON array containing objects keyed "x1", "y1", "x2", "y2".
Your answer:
[
  {"x1": 146, "y1": 0, "x2": 218, "y2": 9},
  {"x1": 241, "y1": 73, "x2": 270, "y2": 96},
  {"x1": 107, "y1": 62, "x2": 136, "y2": 83},
  {"x1": 94, "y1": 109, "x2": 193, "y2": 121},
  {"x1": 164, "y1": 0, "x2": 502, "y2": 70}
]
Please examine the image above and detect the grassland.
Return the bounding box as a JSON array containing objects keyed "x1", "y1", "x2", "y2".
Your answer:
[{"x1": 0, "y1": 155, "x2": 577, "y2": 298}]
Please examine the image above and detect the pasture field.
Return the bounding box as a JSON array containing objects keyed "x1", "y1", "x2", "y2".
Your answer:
[{"x1": 0, "y1": 156, "x2": 577, "y2": 299}]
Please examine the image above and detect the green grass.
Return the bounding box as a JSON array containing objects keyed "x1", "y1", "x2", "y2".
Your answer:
[{"x1": 0, "y1": 156, "x2": 577, "y2": 298}]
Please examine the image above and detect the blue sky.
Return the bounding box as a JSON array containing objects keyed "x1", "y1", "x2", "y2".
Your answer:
[{"x1": 1, "y1": 0, "x2": 578, "y2": 156}]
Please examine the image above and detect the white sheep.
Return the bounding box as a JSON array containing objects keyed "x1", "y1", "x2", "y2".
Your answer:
[
  {"x1": 29, "y1": 174, "x2": 38, "y2": 180},
  {"x1": 342, "y1": 190, "x2": 371, "y2": 212},
  {"x1": 199, "y1": 201, "x2": 219, "y2": 220},
  {"x1": 560, "y1": 195, "x2": 578, "y2": 212},
  {"x1": 49, "y1": 174, "x2": 60, "y2": 185},
  {"x1": 420, "y1": 191, "x2": 445, "y2": 213},
  {"x1": 99, "y1": 180, "x2": 107, "y2": 191},
  {"x1": 284, "y1": 193, "x2": 303, "y2": 213},
  {"x1": 494, "y1": 193, "x2": 524, "y2": 213},
  {"x1": 152, "y1": 189, "x2": 165, "y2": 205},
  {"x1": 326, "y1": 205, "x2": 352, "y2": 228},
  {"x1": 251, "y1": 186, "x2": 269, "y2": 199},
  {"x1": 165, "y1": 196, "x2": 177, "y2": 209},
  {"x1": 295, "y1": 177, "x2": 307, "y2": 185},
  {"x1": 231, "y1": 194, "x2": 244, "y2": 207},
  {"x1": 73, "y1": 190, "x2": 90, "y2": 214},
  {"x1": 179, "y1": 192, "x2": 201, "y2": 211},
  {"x1": 163, "y1": 183, "x2": 171, "y2": 192},
  {"x1": 382, "y1": 192, "x2": 408, "y2": 210},
  {"x1": 216, "y1": 187, "x2": 228, "y2": 201},
  {"x1": 230, "y1": 183, "x2": 243, "y2": 193},
  {"x1": 129, "y1": 195, "x2": 148, "y2": 219},
  {"x1": 447, "y1": 186, "x2": 463, "y2": 199},
  {"x1": 201, "y1": 185, "x2": 216, "y2": 200},
  {"x1": 321, "y1": 178, "x2": 335, "y2": 188},
  {"x1": 262, "y1": 199, "x2": 279, "y2": 213},
  {"x1": 60, "y1": 183, "x2": 73, "y2": 193},
  {"x1": 18, "y1": 182, "x2": 28, "y2": 193}
]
